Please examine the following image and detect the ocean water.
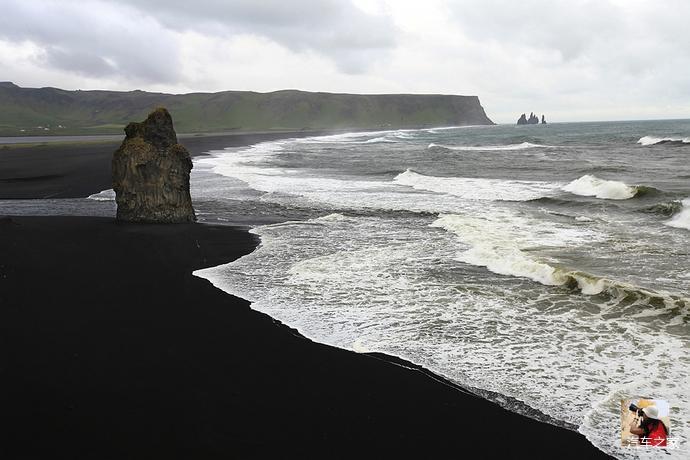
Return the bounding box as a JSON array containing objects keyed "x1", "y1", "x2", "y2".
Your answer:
[
  {"x1": 190, "y1": 120, "x2": 690, "y2": 459},
  {"x1": 11, "y1": 120, "x2": 688, "y2": 458}
]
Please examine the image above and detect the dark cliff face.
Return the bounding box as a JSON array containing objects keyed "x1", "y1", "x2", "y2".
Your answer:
[{"x1": 112, "y1": 108, "x2": 196, "y2": 223}]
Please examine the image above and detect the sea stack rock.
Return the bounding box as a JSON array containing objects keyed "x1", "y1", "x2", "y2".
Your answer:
[
  {"x1": 112, "y1": 108, "x2": 196, "y2": 223},
  {"x1": 517, "y1": 112, "x2": 541, "y2": 125},
  {"x1": 541, "y1": 114, "x2": 547, "y2": 124}
]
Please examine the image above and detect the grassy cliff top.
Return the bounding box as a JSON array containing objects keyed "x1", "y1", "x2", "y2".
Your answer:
[{"x1": 0, "y1": 83, "x2": 493, "y2": 136}]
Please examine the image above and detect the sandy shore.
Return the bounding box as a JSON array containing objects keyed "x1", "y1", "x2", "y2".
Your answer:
[
  {"x1": 0, "y1": 132, "x2": 614, "y2": 458},
  {"x1": 0, "y1": 131, "x2": 329, "y2": 199}
]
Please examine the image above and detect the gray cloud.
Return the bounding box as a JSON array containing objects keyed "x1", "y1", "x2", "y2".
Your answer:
[
  {"x1": 114, "y1": 0, "x2": 398, "y2": 73},
  {"x1": 450, "y1": 0, "x2": 690, "y2": 72},
  {"x1": 444, "y1": 0, "x2": 690, "y2": 120},
  {"x1": 43, "y1": 47, "x2": 117, "y2": 78},
  {"x1": 451, "y1": 0, "x2": 623, "y2": 61},
  {"x1": 0, "y1": 0, "x2": 182, "y2": 83},
  {"x1": 0, "y1": 0, "x2": 397, "y2": 79}
]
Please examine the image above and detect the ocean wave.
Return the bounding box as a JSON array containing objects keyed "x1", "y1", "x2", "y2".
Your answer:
[
  {"x1": 393, "y1": 169, "x2": 558, "y2": 201},
  {"x1": 87, "y1": 189, "x2": 115, "y2": 201},
  {"x1": 363, "y1": 136, "x2": 396, "y2": 144},
  {"x1": 295, "y1": 131, "x2": 388, "y2": 144},
  {"x1": 295, "y1": 128, "x2": 418, "y2": 145},
  {"x1": 432, "y1": 214, "x2": 688, "y2": 311},
  {"x1": 641, "y1": 200, "x2": 684, "y2": 216},
  {"x1": 665, "y1": 198, "x2": 690, "y2": 230},
  {"x1": 428, "y1": 141, "x2": 548, "y2": 151},
  {"x1": 562, "y1": 175, "x2": 639, "y2": 200},
  {"x1": 201, "y1": 148, "x2": 490, "y2": 214},
  {"x1": 637, "y1": 135, "x2": 690, "y2": 146},
  {"x1": 430, "y1": 213, "x2": 596, "y2": 286},
  {"x1": 529, "y1": 196, "x2": 605, "y2": 208}
]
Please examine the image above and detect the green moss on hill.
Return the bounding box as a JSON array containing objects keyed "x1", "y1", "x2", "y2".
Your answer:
[{"x1": 0, "y1": 83, "x2": 493, "y2": 136}]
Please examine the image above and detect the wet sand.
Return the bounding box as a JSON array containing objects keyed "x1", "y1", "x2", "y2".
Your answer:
[{"x1": 0, "y1": 131, "x2": 328, "y2": 199}]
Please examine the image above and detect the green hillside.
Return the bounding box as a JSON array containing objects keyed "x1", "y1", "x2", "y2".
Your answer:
[{"x1": 0, "y1": 82, "x2": 493, "y2": 136}]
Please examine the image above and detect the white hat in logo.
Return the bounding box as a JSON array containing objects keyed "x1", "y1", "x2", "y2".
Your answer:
[{"x1": 642, "y1": 406, "x2": 660, "y2": 420}]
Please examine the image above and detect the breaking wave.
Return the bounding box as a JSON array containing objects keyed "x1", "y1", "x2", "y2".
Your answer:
[
  {"x1": 638, "y1": 136, "x2": 690, "y2": 146},
  {"x1": 666, "y1": 198, "x2": 690, "y2": 230},
  {"x1": 432, "y1": 214, "x2": 688, "y2": 313},
  {"x1": 363, "y1": 136, "x2": 396, "y2": 143},
  {"x1": 87, "y1": 189, "x2": 115, "y2": 201},
  {"x1": 641, "y1": 200, "x2": 684, "y2": 216},
  {"x1": 428, "y1": 141, "x2": 548, "y2": 151},
  {"x1": 562, "y1": 175, "x2": 641, "y2": 200},
  {"x1": 393, "y1": 169, "x2": 558, "y2": 201}
]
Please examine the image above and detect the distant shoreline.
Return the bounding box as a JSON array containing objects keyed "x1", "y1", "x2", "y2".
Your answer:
[
  {"x1": 0, "y1": 129, "x2": 327, "y2": 147},
  {"x1": 0, "y1": 124, "x2": 482, "y2": 146},
  {"x1": 0, "y1": 130, "x2": 332, "y2": 199}
]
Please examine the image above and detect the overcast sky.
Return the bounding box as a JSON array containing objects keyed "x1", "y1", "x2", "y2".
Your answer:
[{"x1": 1, "y1": 0, "x2": 688, "y2": 123}]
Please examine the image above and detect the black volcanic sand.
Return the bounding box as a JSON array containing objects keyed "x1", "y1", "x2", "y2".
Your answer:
[
  {"x1": 0, "y1": 132, "x2": 328, "y2": 199},
  {"x1": 0, "y1": 216, "x2": 613, "y2": 459}
]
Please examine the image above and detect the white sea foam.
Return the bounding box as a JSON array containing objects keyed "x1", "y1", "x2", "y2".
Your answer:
[
  {"x1": 87, "y1": 189, "x2": 115, "y2": 201},
  {"x1": 430, "y1": 213, "x2": 595, "y2": 286},
  {"x1": 562, "y1": 175, "x2": 637, "y2": 200},
  {"x1": 429, "y1": 213, "x2": 690, "y2": 317},
  {"x1": 294, "y1": 128, "x2": 419, "y2": 145},
  {"x1": 425, "y1": 125, "x2": 484, "y2": 133},
  {"x1": 363, "y1": 136, "x2": 395, "y2": 143},
  {"x1": 666, "y1": 198, "x2": 690, "y2": 230},
  {"x1": 198, "y1": 137, "x2": 396, "y2": 202},
  {"x1": 393, "y1": 169, "x2": 558, "y2": 201},
  {"x1": 201, "y1": 146, "x2": 424, "y2": 211},
  {"x1": 295, "y1": 131, "x2": 387, "y2": 144},
  {"x1": 637, "y1": 135, "x2": 690, "y2": 146},
  {"x1": 200, "y1": 144, "x2": 515, "y2": 214},
  {"x1": 198, "y1": 132, "x2": 560, "y2": 212},
  {"x1": 428, "y1": 141, "x2": 548, "y2": 151},
  {"x1": 195, "y1": 212, "x2": 690, "y2": 460}
]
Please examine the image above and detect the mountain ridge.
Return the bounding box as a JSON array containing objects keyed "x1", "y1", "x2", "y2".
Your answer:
[{"x1": 0, "y1": 82, "x2": 494, "y2": 136}]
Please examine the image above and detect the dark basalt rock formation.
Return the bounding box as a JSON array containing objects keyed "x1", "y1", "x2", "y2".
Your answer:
[
  {"x1": 541, "y1": 114, "x2": 547, "y2": 124},
  {"x1": 112, "y1": 108, "x2": 196, "y2": 223},
  {"x1": 517, "y1": 112, "x2": 542, "y2": 125}
]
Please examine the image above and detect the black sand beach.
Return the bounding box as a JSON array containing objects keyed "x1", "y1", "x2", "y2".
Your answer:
[
  {"x1": 0, "y1": 134, "x2": 614, "y2": 459},
  {"x1": 0, "y1": 131, "x2": 328, "y2": 199}
]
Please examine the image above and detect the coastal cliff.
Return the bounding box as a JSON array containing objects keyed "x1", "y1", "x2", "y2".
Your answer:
[{"x1": 0, "y1": 82, "x2": 494, "y2": 136}]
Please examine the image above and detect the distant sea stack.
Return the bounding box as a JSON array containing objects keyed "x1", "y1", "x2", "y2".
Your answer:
[
  {"x1": 517, "y1": 112, "x2": 546, "y2": 125},
  {"x1": 112, "y1": 108, "x2": 196, "y2": 223},
  {"x1": 0, "y1": 82, "x2": 494, "y2": 136}
]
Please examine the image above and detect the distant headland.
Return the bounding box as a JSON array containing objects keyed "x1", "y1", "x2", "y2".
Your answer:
[
  {"x1": 0, "y1": 82, "x2": 494, "y2": 136},
  {"x1": 517, "y1": 112, "x2": 547, "y2": 125}
]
